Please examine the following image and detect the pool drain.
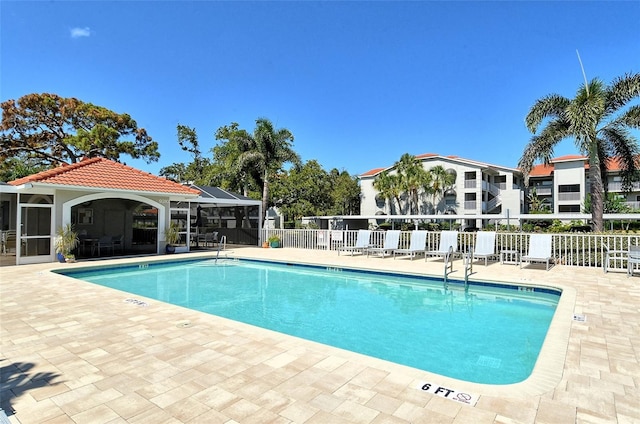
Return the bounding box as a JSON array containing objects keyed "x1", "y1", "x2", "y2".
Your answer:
[{"x1": 176, "y1": 320, "x2": 192, "y2": 328}]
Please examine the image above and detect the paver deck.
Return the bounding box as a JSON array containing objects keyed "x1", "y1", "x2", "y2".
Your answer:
[{"x1": 1, "y1": 247, "x2": 639, "y2": 423}]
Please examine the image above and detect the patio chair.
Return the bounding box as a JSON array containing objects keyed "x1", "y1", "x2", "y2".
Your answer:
[
  {"x1": 111, "y1": 234, "x2": 124, "y2": 254},
  {"x1": 1, "y1": 230, "x2": 16, "y2": 255},
  {"x1": 199, "y1": 231, "x2": 219, "y2": 248},
  {"x1": 627, "y1": 245, "x2": 640, "y2": 277},
  {"x1": 393, "y1": 230, "x2": 427, "y2": 260},
  {"x1": 520, "y1": 234, "x2": 553, "y2": 270},
  {"x1": 425, "y1": 230, "x2": 459, "y2": 262},
  {"x1": 470, "y1": 231, "x2": 497, "y2": 266},
  {"x1": 91, "y1": 235, "x2": 114, "y2": 256},
  {"x1": 367, "y1": 230, "x2": 401, "y2": 258},
  {"x1": 338, "y1": 230, "x2": 371, "y2": 256}
]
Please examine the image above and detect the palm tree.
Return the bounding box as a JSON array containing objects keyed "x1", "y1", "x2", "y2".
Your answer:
[
  {"x1": 373, "y1": 170, "x2": 403, "y2": 214},
  {"x1": 427, "y1": 165, "x2": 456, "y2": 213},
  {"x1": 519, "y1": 73, "x2": 640, "y2": 232},
  {"x1": 395, "y1": 153, "x2": 430, "y2": 215},
  {"x1": 239, "y1": 118, "x2": 301, "y2": 226}
]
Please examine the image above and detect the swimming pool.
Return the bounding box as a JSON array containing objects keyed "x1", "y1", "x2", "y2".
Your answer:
[{"x1": 60, "y1": 258, "x2": 560, "y2": 385}]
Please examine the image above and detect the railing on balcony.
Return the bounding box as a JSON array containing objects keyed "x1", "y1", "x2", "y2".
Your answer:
[
  {"x1": 535, "y1": 187, "x2": 552, "y2": 196},
  {"x1": 558, "y1": 192, "x2": 581, "y2": 201},
  {"x1": 464, "y1": 201, "x2": 477, "y2": 210},
  {"x1": 464, "y1": 180, "x2": 477, "y2": 189},
  {"x1": 261, "y1": 229, "x2": 640, "y2": 272},
  {"x1": 624, "y1": 201, "x2": 640, "y2": 210},
  {"x1": 608, "y1": 181, "x2": 640, "y2": 192}
]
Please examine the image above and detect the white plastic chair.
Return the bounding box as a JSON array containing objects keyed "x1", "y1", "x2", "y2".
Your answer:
[
  {"x1": 367, "y1": 230, "x2": 401, "y2": 258},
  {"x1": 338, "y1": 230, "x2": 371, "y2": 256},
  {"x1": 521, "y1": 234, "x2": 553, "y2": 270},
  {"x1": 627, "y1": 245, "x2": 640, "y2": 277},
  {"x1": 471, "y1": 231, "x2": 497, "y2": 266},
  {"x1": 425, "y1": 230, "x2": 459, "y2": 262},
  {"x1": 393, "y1": 230, "x2": 427, "y2": 260}
]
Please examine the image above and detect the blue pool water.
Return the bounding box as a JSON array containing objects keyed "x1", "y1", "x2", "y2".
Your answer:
[{"x1": 60, "y1": 259, "x2": 560, "y2": 385}]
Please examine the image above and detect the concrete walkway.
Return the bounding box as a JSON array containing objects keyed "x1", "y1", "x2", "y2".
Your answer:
[{"x1": 1, "y1": 248, "x2": 638, "y2": 423}]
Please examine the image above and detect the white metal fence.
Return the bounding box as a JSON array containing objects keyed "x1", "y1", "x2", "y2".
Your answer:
[{"x1": 261, "y1": 229, "x2": 640, "y2": 272}]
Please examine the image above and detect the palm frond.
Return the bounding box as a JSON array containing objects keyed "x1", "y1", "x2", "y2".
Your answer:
[
  {"x1": 601, "y1": 126, "x2": 640, "y2": 191},
  {"x1": 606, "y1": 72, "x2": 640, "y2": 113},
  {"x1": 614, "y1": 104, "x2": 640, "y2": 130},
  {"x1": 525, "y1": 94, "x2": 570, "y2": 133}
]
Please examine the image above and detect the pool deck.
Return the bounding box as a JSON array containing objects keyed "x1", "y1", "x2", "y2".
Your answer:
[{"x1": 1, "y1": 247, "x2": 639, "y2": 423}]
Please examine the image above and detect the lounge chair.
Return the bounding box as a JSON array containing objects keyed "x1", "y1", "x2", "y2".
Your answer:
[
  {"x1": 338, "y1": 230, "x2": 371, "y2": 256},
  {"x1": 367, "y1": 230, "x2": 401, "y2": 258},
  {"x1": 520, "y1": 234, "x2": 553, "y2": 270},
  {"x1": 425, "y1": 230, "x2": 459, "y2": 262},
  {"x1": 470, "y1": 231, "x2": 497, "y2": 266},
  {"x1": 393, "y1": 230, "x2": 427, "y2": 260},
  {"x1": 627, "y1": 245, "x2": 640, "y2": 277}
]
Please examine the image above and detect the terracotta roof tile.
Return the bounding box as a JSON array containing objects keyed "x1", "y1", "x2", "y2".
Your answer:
[
  {"x1": 525, "y1": 154, "x2": 640, "y2": 176},
  {"x1": 9, "y1": 157, "x2": 199, "y2": 195},
  {"x1": 528, "y1": 163, "x2": 555, "y2": 177},
  {"x1": 415, "y1": 153, "x2": 439, "y2": 159},
  {"x1": 360, "y1": 167, "x2": 387, "y2": 177}
]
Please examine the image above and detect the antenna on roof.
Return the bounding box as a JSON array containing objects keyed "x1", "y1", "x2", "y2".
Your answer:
[{"x1": 576, "y1": 49, "x2": 589, "y2": 96}]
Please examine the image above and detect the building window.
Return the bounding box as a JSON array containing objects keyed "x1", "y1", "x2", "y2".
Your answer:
[
  {"x1": 559, "y1": 205, "x2": 581, "y2": 213},
  {"x1": 558, "y1": 184, "x2": 580, "y2": 193}
]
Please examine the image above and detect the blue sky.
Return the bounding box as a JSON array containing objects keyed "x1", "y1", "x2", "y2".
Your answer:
[{"x1": 2, "y1": 1, "x2": 639, "y2": 178}]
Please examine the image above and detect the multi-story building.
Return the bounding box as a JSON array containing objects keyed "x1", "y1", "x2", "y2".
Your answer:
[
  {"x1": 360, "y1": 153, "x2": 640, "y2": 229},
  {"x1": 529, "y1": 154, "x2": 640, "y2": 213},
  {"x1": 359, "y1": 153, "x2": 526, "y2": 229},
  {"x1": 528, "y1": 155, "x2": 587, "y2": 213}
]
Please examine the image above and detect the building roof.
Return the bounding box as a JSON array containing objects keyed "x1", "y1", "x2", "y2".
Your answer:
[
  {"x1": 359, "y1": 167, "x2": 387, "y2": 177},
  {"x1": 551, "y1": 154, "x2": 588, "y2": 163},
  {"x1": 9, "y1": 157, "x2": 200, "y2": 195},
  {"x1": 359, "y1": 153, "x2": 520, "y2": 178},
  {"x1": 187, "y1": 184, "x2": 261, "y2": 205},
  {"x1": 527, "y1": 155, "x2": 636, "y2": 178}
]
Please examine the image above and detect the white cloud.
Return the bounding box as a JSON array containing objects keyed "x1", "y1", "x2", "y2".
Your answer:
[{"x1": 70, "y1": 27, "x2": 91, "y2": 38}]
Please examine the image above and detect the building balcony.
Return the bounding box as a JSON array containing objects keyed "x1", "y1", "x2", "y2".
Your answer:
[
  {"x1": 558, "y1": 192, "x2": 581, "y2": 201},
  {"x1": 534, "y1": 187, "x2": 552, "y2": 196},
  {"x1": 608, "y1": 181, "x2": 640, "y2": 192}
]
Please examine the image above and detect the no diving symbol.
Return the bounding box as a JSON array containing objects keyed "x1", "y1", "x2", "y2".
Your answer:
[
  {"x1": 456, "y1": 392, "x2": 472, "y2": 404},
  {"x1": 417, "y1": 381, "x2": 479, "y2": 406}
]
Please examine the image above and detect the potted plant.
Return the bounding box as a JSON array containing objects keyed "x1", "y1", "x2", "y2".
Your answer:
[
  {"x1": 165, "y1": 222, "x2": 181, "y2": 254},
  {"x1": 55, "y1": 223, "x2": 79, "y2": 262},
  {"x1": 267, "y1": 234, "x2": 281, "y2": 248}
]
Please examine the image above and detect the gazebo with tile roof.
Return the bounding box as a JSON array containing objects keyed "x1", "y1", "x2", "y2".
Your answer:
[{"x1": 0, "y1": 158, "x2": 260, "y2": 265}]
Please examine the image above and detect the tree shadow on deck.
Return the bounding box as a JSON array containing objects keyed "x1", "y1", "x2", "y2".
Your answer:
[{"x1": 0, "y1": 359, "x2": 62, "y2": 417}]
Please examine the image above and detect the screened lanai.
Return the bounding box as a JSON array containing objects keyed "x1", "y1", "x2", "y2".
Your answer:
[{"x1": 169, "y1": 185, "x2": 262, "y2": 251}]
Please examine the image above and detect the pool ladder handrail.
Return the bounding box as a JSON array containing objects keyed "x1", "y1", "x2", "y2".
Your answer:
[
  {"x1": 215, "y1": 235, "x2": 227, "y2": 263},
  {"x1": 445, "y1": 246, "x2": 472, "y2": 290},
  {"x1": 463, "y1": 248, "x2": 473, "y2": 289},
  {"x1": 443, "y1": 245, "x2": 454, "y2": 284}
]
